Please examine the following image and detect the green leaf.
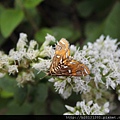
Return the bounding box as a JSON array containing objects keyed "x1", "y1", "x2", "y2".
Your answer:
[
  {"x1": 52, "y1": 27, "x2": 73, "y2": 40},
  {"x1": 35, "y1": 83, "x2": 48, "y2": 103},
  {"x1": 104, "y1": 2, "x2": 120, "y2": 40},
  {"x1": 0, "y1": 90, "x2": 14, "y2": 98},
  {"x1": 35, "y1": 28, "x2": 53, "y2": 44},
  {"x1": 14, "y1": 86, "x2": 28, "y2": 105},
  {"x1": 0, "y1": 4, "x2": 5, "y2": 14},
  {"x1": 50, "y1": 99, "x2": 66, "y2": 115},
  {"x1": 0, "y1": 9, "x2": 24, "y2": 38},
  {"x1": 34, "y1": 102, "x2": 46, "y2": 115},
  {"x1": 84, "y1": 22, "x2": 105, "y2": 44},
  {"x1": 77, "y1": 1, "x2": 94, "y2": 18},
  {"x1": 77, "y1": 0, "x2": 114, "y2": 18},
  {"x1": 6, "y1": 101, "x2": 32, "y2": 115},
  {"x1": 0, "y1": 97, "x2": 9, "y2": 109},
  {"x1": 0, "y1": 75, "x2": 16, "y2": 92},
  {"x1": 62, "y1": 0, "x2": 72, "y2": 5},
  {"x1": 22, "y1": 0, "x2": 43, "y2": 8}
]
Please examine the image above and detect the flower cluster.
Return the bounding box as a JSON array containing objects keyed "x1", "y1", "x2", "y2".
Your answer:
[
  {"x1": 64, "y1": 100, "x2": 109, "y2": 115},
  {"x1": 0, "y1": 33, "x2": 120, "y2": 114},
  {"x1": 82, "y1": 35, "x2": 120, "y2": 89},
  {"x1": 48, "y1": 35, "x2": 120, "y2": 101},
  {"x1": 0, "y1": 33, "x2": 55, "y2": 87}
]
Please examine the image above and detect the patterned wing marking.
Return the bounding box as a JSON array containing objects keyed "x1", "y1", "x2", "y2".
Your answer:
[{"x1": 48, "y1": 38, "x2": 90, "y2": 76}]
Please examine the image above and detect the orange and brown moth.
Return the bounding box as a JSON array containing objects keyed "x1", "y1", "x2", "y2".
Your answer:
[{"x1": 48, "y1": 38, "x2": 90, "y2": 76}]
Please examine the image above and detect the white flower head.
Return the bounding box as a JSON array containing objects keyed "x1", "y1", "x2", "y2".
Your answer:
[
  {"x1": 8, "y1": 65, "x2": 18, "y2": 75},
  {"x1": 16, "y1": 71, "x2": 35, "y2": 87},
  {"x1": 0, "y1": 72, "x2": 6, "y2": 78},
  {"x1": 83, "y1": 35, "x2": 120, "y2": 88},
  {"x1": 0, "y1": 51, "x2": 10, "y2": 69},
  {"x1": 26, "y1": 49, "x2": 39, "y2": 60},
  {"x1": 32, "y1": 58, "x2": 51, "y2": 73},
  {"x1": 49, "y1": 76, "x2": 90, "y2": 99},
  {"x1": 64, "y1": 100, "x2": 110, "y2": 115},
  {"x1": 40, "y1": 33, "x2": 56, "y2": 50},
  {"x1": 39, "y1": 46, "x2": 55, "y2": 58},
  {"x1": 45, "y1": 33, "x2": 56, "y2": 42},
  {"x1": 29, "y1": 40, "x2": 38, "y2": 49},
  {"x1": 9, "y1": 48, "x2": 26, "y2": 64},
  {"x1": 70, "y1": 45, "x2": 77, "y2": 55},
  {"x1": 17, "y1": 33, "x2": 28, "y2": 50}
]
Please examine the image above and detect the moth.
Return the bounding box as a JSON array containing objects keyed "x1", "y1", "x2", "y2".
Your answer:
[{"x1": 48, "y1": 38, "x2": 90, "y2": 76}]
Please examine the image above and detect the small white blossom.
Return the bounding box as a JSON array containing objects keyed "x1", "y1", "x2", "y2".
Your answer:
[
  {"x1": 16, "y1": 71, "x2": 35, "y2": 87},
  {"x1": 29, "y1": 40, "x2": 38, "y2": 49},
  {"x1": 39, "y1": 46, "x2": 55, "y2": 58},
  {"x1": 64, "y1": 100, "x2": 110, "y2": 115},
  {"x1": 40, "y1": 34, "x2": 56, "y2": 50},
  {"x1": 17, "y1": 33, "x2": 28, "y2": 50},
  {"x1": 26, "y1": 49, "x2": 39, "y2": 60},
  {"x1": 48, "y1": 77, "x2": 55, "y2": 82},
  {"x1": 61, "y1": 86, "x2": 72, "y2": 99},
  {"x1": 72, "y1": 77, "x2": 91, "y2": 94},
  {"x1": 0, "y1": 52, "x2": 10, "y2": 68},
  {"x1": 9, "y1": 48, "x2": 26, "y2": 64},
  {"x1": 32, "y1": 58, "x2": 51, "y2": 73},
  {"x1": 8, "y1": 65, "x2": 18, "y2": 75},
  {"x1": 45, "y1": 33, "x2": 56, "y2": 42},
  {"x1": 0, "y1": 73, "x2": 6, "y2": 78},
  {"x1": 26, "y1": 40, "x2": 39, "y2": 60},
  {"x1": 65, "y1": 105, "x2": 75, "y2": 112},
  {"x1": 70, "y1": 45, "x2": 77, "y2": 55}
]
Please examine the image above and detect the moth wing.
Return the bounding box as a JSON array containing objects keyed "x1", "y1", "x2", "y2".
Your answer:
[
  {"x1": 55, "y1": 38, "x2": 70, "y2": 59},
  {"x1": 60, "y1": 59, "x2": 90, "y2": 76},
  {"x1": 49, "y1": 38, "x2": 70, "y2": 75}
]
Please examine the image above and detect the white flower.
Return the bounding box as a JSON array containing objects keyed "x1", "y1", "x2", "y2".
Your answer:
[
  {"x1": 45, "y1": 33, "x2": 56, "y2": 42},
  {"x1": 64, "y1": 105, "x2": 75, "y2": 113},
  {"x1": 40, "y1": 33, "x2": 56, "y2": 50},
  {"x1": 83, "y1": 35, "x2": 120, "y2": 88},
  {"x1": 26, "y1": 40, "x2": 39, "y2": 60},
  {"x1": 0, "y1": 52, "x2": 9, "y2": 69},
  {"x1": 26, "y1": 49, "x2": 39, "y2": 60},
  {"x1": 39, "y1": 34, "x2": 56, "y2": 58},
  {"x1": 16, "y1": 71, "x2": 35, "y2": 87},
  {"x1": 8, "y1": 65, "x2": 18, "y2": 75},
  {"x1": 32, "y1": 58, "x2": 51, "y2": 73},
  {"x1": 49, "y1": 76, "x2": 91, "y2": 99},
  {"x1": 29, "y1": 40, "x2": 38, "y2": 49},
  {"x1": 0, "y1": 73, "x2": 6, "y2": 78},
  {"x1": 64, "y1": 100, "x2": 110, "y2": 115},
  {"x1": 39, "y1": 46, "x2": 55, "y2": 58},
  {"x1": 17, "y1": 33, "x2": 28, "y2": 50},
  {"x1": 60, "y1": 86, "x2": 72, "y2": 99},
  {"x1": 103, "y1": 102, "x2": 110, "y2": 113},
  {"x1": 70, "y1": 45, "x2": 77, "y2": 55},
  {"x1": 9, "y1": 48, "x2": 26, "y2": 64}
]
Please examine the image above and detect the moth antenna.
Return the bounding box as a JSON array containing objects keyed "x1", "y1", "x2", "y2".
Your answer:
[{"x1": 39, "y1": 72, "x2": 49, "y2": 80}]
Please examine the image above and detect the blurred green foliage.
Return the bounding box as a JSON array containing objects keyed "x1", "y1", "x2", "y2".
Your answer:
[{"x1": 0, "y1": 0, "x2": 120, "y2": 115}]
